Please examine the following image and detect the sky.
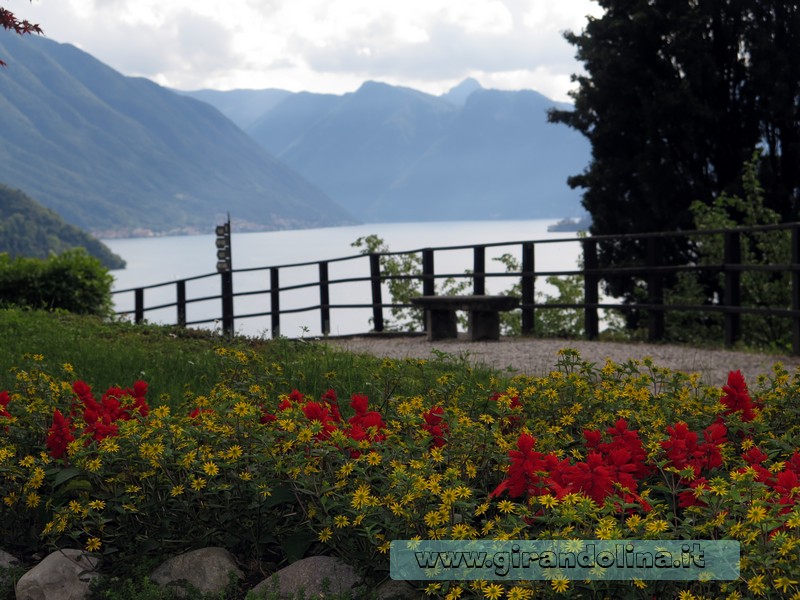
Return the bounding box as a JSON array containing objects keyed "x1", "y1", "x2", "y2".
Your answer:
[{"x1": 9, "y1": 0, "x2": 604, "y2": 102}]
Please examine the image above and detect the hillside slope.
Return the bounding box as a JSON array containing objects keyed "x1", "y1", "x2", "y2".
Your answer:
[
  {"x1": 0, "y1": 185, "x2": 125, "y2": 269},
  {"x1": 0, "y1": 33, "x2": 356, "y2": 236}
]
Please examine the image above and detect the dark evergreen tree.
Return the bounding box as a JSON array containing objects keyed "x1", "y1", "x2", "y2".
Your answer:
[{"x1": 550, "y1": 1, "x2": 800, "y2": 305}]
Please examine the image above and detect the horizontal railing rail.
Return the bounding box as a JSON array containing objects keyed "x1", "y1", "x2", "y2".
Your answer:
[{"x1": 111, "y1": 222, "x2": 800, "y2": 354}]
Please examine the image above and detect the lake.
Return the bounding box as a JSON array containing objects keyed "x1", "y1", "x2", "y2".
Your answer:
[{"x1": 104, "y1": 219, "x2": 584, "y2": 338}]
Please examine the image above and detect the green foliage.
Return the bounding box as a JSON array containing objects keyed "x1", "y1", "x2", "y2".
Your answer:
[
  {"x1": 491, "y1": 253, "x2": 584, "y2": 337},
  {"x1": 663, "y1": 151, "x2": 792, "y2": 351},
  {"x1": 352, "y1": 235, "x2": 585, "y2": 337},
  {"x1": 0, "y1": 184, "x2": 125, "y2": 270},
  {"x1": 0, "y1": 249, "x2": 114, "y2": 316},
  {"x1": 551, "y1": 1, "x2": 800, "y2": 304},
  {"x1": 351, "y1": 235, "x2": 469, "y2": 331}
]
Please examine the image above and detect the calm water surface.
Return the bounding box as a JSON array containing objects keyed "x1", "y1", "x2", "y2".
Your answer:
[{"x1": 104, "y1": 220, "x2": 583, "y2": 337}]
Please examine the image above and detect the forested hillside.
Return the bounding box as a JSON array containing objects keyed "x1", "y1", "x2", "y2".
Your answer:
[{"x1": 0, "y1": 185, "x2": 125, "y2": 269}]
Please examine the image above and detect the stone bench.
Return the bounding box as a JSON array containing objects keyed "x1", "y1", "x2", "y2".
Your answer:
[{"x1": 410, "y1": 295, "x2": 520, "y2": 341}]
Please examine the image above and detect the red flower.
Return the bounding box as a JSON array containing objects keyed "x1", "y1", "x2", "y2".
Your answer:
[
  {"x1": 302, "y1": 401, "x2": 337, "y2": 440},
  {"x1": 46, "y1": 409, "x2": 75, "y2": 459},
  {"x1": 0, "y1": 390, "x2": 11, "y2": 420},
  {"x1": 561, "y1": 452, "x2": 615, "y2": 505},
  {"x1": 421, "y1": 406, "x2": 449, "y2": 448},
  {"x1": 720, "y1": 370, "x2": 757, "y2": 422}
]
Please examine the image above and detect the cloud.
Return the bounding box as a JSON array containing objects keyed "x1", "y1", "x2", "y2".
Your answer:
[{"x1": 17, "y1": 0, "x2": 602, "y2": 99}]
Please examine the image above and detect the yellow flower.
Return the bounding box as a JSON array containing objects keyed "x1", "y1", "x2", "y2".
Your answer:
[
  {"x1": 25, "y1": 492, "x2": 41, "y2": 508},
  {"x1": 334, "y1": 515, "x2": 350, "y2": 528},
  {"x1": 85, "y1": 537, "x2": 102, "y2": 552},
  {"x1": 170, "y1": 485, "x2": 185, "y2": 497},
  {"x1": 424, "y1": 510, "x2": 447, "y2": 528},
  {"x1": 88, "y1": 499, "x2": 105, "y2": 510},
  {"x1": 506, "y1": 587, "x2": 533, "y2": 600},
  {"x1": 378, "y1": 541, "x2": 390, "y2": 554},
  {"x1": 678, "y1": 590, "x2": 696, "y2": 600},
  {"x1": 68, "y1": 500, "x2": 83, "y2": 514},
  {"x1": 318, "y1": 527, "x2": 333, "y2": 543},
  {"x1": 482, "y1": 583, "x2": 503, "y2": 600},
  {"x1": 746, "y1": 504, "x2": 769, "y2": 524},
  {"x1": 351, "y1": 484, "x2": 372, "y2": 509},
  {"x1": 190, "y1": 476, "x2": 207, "y2": 491},
  {"x1": 497, "y1": 500, "x2": 516, "y2": 514},
  {"x1": 440, "y1": 488, "x2": 459, "y2": 505},
  {"x1": 337, "y1": 463, "x2": 355, "y2": 479},
  {"x1": 747, "y1": 574, "x2": 767, "y2": 596},
  {"x1": 445, "y1": 586, "x2": 463, "y2": 599},
  {"x1": 365, "y1": 452, "x2": 382, "y2": 466},
  {"x1": 85, "y1": 457, "x2": 102, "y2": 472},
  {"x1": 225, "y1": 445, "x2": 243, "y2": 461},
  {"x1": 539, "y1": 494, "x2": 558, "y2": 508},
  {"x1": 551, "y1": 579, "x2": 569, "y2": 593},
  {"x1": 775, "y1": 576, "x2": 799, "y2": 593},
  {"x1": 202, "y1": 461, "x2": 219, "y2": 477},
  {"x1": 644, "y1": 519, "x2": 669, "y2": 534}
]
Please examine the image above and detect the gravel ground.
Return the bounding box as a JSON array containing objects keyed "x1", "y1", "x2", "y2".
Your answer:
[{"x1": 321, "y1": 334, "x2": 800, "y2": 386}]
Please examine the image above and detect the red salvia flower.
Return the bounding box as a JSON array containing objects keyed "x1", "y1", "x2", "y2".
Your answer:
[
  {"x1": 46, "y1": 409, "x2": 75, "y2": 459},
  {"x1": 720, "y1": 370, "x2": 757, "y2": 422}
]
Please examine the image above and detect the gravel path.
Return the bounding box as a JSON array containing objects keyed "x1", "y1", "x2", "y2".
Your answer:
[{"x1": 322, "y1": 335, "x2": 800, "y2": 386}]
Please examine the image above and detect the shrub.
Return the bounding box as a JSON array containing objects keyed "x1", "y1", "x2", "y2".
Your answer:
[
  {"x1": 2, "y1": 350, "x2": 800, "y2": 598},
  {"x1": 0, "y1": 248, "x2": 113, "y2": 316}
]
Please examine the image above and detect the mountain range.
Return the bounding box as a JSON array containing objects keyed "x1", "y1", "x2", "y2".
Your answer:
[
  {"x1": 183, "y1": 78, "x2": 590, "y2": 222},
  {"x1": 0, "y1": 31, "x2": 589, "y2": 242},
  {"x1": 0, "y1": 33, "x2": 355, "y2": 237}
]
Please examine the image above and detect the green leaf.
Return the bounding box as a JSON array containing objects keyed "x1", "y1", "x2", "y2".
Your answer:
[
  {"x1": 281, "y1": 530, "x2": 315, "y2": 563},
  {"x1": 52, "y1": 468, "x2": 82, "y2": 487}
]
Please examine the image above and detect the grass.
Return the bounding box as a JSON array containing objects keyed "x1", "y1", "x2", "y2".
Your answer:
[{"x1": 0, "y1": 308, "x2": 502, "y2": 410}]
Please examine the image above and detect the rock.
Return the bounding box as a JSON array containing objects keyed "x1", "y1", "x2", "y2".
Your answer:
[
  {"x1": 0, "y1": 549, "x2": 19, "y2": 568},
  {"x1": 375, "y1": 578, "x2": 424, "y2": 599},
  {"x1": 251, "y1": 555, "x2": 361, "y2": 598},
  {"x1": 15, "y1": 549, "x2": 100, "y2": 600},
  {"x1": 150, "y1": 547, "x2": 243, "y2": 597}
]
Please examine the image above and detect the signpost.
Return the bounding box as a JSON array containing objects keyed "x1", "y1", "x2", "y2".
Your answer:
[{"x1": 215, "y1": 214, "x2": 234, "y2": 336}]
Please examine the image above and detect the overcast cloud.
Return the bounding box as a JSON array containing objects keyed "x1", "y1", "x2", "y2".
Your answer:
[{"x1": 9, "y1": 0, "x2": 603, "y2": 101}]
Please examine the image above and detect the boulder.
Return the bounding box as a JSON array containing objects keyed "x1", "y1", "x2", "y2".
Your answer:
[
  {"x1": 375, "y1": 578, "x2": 424, "y2": 599},
  {"x1": 251, "y1": 555, "x2": 361, "y2": 598},
  {"x1": 15, "y1": 549, "x2": 100, "y2": 600},
  {"x1": 150, "y1": 547, "x2": 243, "y2": 597},
  {"x1": 0, "y1": 549, "x2": 19, "y2": 569}
]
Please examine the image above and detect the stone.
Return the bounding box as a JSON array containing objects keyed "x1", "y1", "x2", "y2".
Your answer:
[
  {"x1": 150, "y1": 547, "x2": 243, "y2": 597},
  {"x1": 15, "y1": 549, "x2": 100, "y2": 600},
  {"x1": 251, "y1": 555, "x2": 361, "y2": 598},
  {"x1": 375, "y1": 578, "x2": 424, "y2": 599},
  {"x1": 0, "y1": 549, "x2": 19, "y2": 569}
]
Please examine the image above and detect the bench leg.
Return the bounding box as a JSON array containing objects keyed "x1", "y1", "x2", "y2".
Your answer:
[
  {"x1": 426, "y1": 309, "x2": 458, "y2": 341},
  {"x1": 469, "y1": 310, "x2": 500, "y2": 341}
]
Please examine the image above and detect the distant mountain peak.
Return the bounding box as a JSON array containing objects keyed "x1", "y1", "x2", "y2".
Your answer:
[{"x1": 441, "y1": 78, "x2": 483, "y2": 106}]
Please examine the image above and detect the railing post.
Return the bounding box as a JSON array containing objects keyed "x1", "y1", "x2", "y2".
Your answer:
[
  {"x1": 647, "y1": 237, "x2": 664, "y2": 342},
  {"x1": 723, "y1": 230, "x2": 741, "y2": 349},
  {"x1": 220, "y1": 270, "x2": 234, "y2": 338},
  {"x1": 134, "y1": 288, "x2": 144, "y2": 324},
  {"x1": 319, "y1": 261, "x2": 330, "y2": 336},
  {"x1": 422, "y1": 249, "x2": 435, "y2": 296},
  {"x1": 521, "y1": 242, "x2": 535, "y2": 335},
  {"x1": 369, "y1": 254, "x2": 384, "y2": 332},
  {"x1": 270, "y1": 267, "x2": 280, "y2": 338},
  {"x1": 792, "y1": 225, "x2": 800, "y2": 355},
  {"x1": 176, "y1": 280, "x2": 186, "y2": 327},
  {"x1": 473, "y1": 246, "x2": 486, "y2": 295},
  {"x1": 582, "y1": 238, "x2": 599, "y2": 340}
]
